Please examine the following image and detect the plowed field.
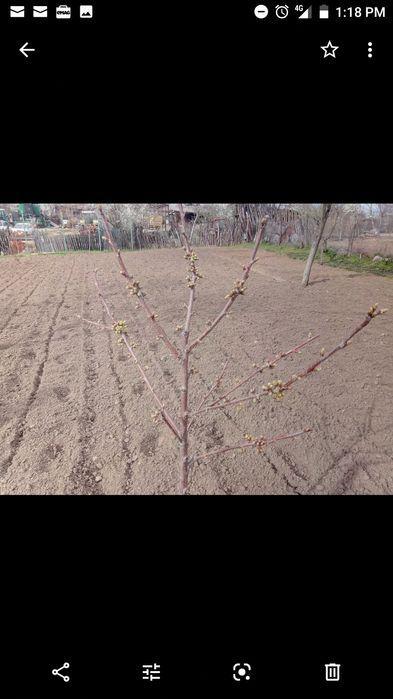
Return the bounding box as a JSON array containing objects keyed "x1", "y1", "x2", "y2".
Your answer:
[{"x1": 1, "y1": 248, "x2": 392, "y2": 494}]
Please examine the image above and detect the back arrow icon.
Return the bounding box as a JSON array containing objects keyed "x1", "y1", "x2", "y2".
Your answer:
[{"x1": 20, "y1": 42, "x2": 35, "y2": 58}]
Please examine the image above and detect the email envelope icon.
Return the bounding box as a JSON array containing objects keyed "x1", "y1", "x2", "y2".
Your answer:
[
  {"x1": 33, "y1": 5, "x2": 48, "y2": 16},
  {"x1": 10, "y1": 6, "x2": 25, "y2": 17}
]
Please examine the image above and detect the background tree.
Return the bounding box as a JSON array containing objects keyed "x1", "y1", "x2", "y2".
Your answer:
[
  {"x1": 319, "y1": 204, "x2": 340, "y2": 264},
  {"x1": 302, "y1": 203, "x2": 332, "y2": 287}
]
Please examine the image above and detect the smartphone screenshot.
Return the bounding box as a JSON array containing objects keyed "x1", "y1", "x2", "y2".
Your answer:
[{"x1": 0, "y1": 1, "x2": 391, "y2": 696}]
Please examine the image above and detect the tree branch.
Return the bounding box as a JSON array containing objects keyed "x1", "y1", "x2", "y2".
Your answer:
[
  {"x1": 210, "y1": 334, "x2": 320, "y2": 408},
  {"x1": 190, "y1": 306, "x2": 388, "y2": 416},
  {"x1": 188, "y1": 359, "x2": 230, "y2": 428},
  {"x1": 190, "y1": 392, "x2": 265, "y2": 416},
  {"x1": 93, "y1": 269, "x2": 182, "y2": 442},
  {"x1": 99, "y1": 206, "x2": 180, "y2": 360},
  {"x1": 76, "y1": 315, "x2": 113, "y2": 331},
  {"x1": 177, "y1": 204, "x2": 199, "y2": 492},
  {"x1": 198, "y1": 428, "x2": 312, "y2": 461},
  {"x1": 283, "y1": 305, "x2": 388, "y2": 392},
  {"x1": 188, "y1": 216, "x2": 269, "y2": 352}
]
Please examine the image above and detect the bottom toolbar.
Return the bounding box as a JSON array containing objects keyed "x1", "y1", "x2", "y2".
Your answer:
[{"x1": 0, "y1": 644, "x2": 390, "y2": 696}]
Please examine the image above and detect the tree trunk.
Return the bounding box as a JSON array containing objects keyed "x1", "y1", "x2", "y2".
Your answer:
[
  {"x1": 347, "y1": 217, "x2": 358, "y2": 256},
  {"x1": 302, "y1": 204, "x2": 332, "y2": 287},
  {"x1": 320, "y1": 208, "x2": 338, "y2": 264},
  {"x1": 320, "y1": 239, "x2": 325, "y2": 265}
]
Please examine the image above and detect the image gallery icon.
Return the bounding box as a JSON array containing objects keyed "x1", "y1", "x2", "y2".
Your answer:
[
  {"x1": 56, "y1": 4, "x2": 71, "y2": 18},
  {"x1": 142, "y1": 663, "x2": 161, "y2": 681},
  {"x1": 33, "y1": 5, "x2": 48, "y2": 17},
  {"x1": 10, "y1": 5, "x2": 25, "y2": 17},
  {"x1": 80, "y1": 5, "x2": 93, "y2": 18},
  {"x1": 325, "y1": 663, "x2": 341, "y2": 682}
]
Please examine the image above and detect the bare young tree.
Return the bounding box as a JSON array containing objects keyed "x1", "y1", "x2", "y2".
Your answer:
[
  {"x1": 302, "y1": 203, "x2": 332, "y2": 286},
  {"x1": 319, "y1": 204, "x2": 340, "y2": 264},
  {"x1": 78, "y1": 205, "x2": 387, "y2": 494},
  {"x1": 347, "y1": 207, "x2": 362, "y2": 256}
]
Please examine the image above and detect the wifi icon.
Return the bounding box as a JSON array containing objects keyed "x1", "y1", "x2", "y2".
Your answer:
[{"x1": 298, "y1": 5, "x2": 312, "y2": 18}]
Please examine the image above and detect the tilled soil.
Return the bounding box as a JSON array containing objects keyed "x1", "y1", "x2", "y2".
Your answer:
[{"x1": 0, "y1": 248, "x2": 392, "y2": 495}]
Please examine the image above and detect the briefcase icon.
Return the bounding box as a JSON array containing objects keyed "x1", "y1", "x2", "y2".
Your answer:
[
  {"x1": 56, "y1": 4, "x2": 71, "y2": 18},
  {"x1": 10, "y1": 5, "x2": 25, "y2": 17},
  {"x1": 33, "y1": 5, "x2": 48, "y2": 17}
]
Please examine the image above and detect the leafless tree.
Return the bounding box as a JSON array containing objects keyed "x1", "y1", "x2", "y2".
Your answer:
[
  {"x1": 319, "y1": 204, "x2": 340, "y2": 264},
  {"x1": 346, "y1": 207, "x2": 362, "y2": 255},
  {"x1": 302, "y1": 203, "x2": 332, "y2": 286}
]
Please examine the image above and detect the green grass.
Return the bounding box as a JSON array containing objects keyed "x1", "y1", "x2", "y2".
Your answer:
[
  {"x1": 234, "y1": 242, "x2": 393, "y2": 277},
  {"x1": 318, "y1": 248, "x2": 393, "y2": 276}
]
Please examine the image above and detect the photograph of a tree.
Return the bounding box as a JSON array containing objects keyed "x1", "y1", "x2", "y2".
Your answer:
[{"x1": 78, "y1": 205, "x2": 387, "y2": 494}]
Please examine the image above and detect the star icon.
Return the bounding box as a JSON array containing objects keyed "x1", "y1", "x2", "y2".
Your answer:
[{"x1": 321, "y1": 40, "x2": 339, "y2": 58}]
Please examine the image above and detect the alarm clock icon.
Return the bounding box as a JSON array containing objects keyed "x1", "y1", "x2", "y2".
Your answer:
[{"x1": 275, "y1": 5, "x2": 289, "y2": 19}]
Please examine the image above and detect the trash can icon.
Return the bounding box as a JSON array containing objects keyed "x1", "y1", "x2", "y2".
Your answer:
[{"x1": 325, "y1": 663, "x2": 341, "y2": 681}]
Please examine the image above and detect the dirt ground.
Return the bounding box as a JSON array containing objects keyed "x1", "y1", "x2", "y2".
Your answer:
[{"x1": 0, "y1": 248, "x2": 392, "y2": 495}]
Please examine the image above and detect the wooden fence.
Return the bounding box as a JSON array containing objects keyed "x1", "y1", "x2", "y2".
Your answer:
[{"x1": 0, "y1": 213, "x2": 313, "y2": 255}]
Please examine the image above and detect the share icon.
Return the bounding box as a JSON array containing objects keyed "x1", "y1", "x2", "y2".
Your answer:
[{"x1": 52, "y1": 661, "x2": 70, "y2": 682}]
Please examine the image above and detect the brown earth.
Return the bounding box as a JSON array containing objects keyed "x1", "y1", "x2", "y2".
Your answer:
[{"x1": 0, "y1": 248, "x2": 392, "y2": 495}]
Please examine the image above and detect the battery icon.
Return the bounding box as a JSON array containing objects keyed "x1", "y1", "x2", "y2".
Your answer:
[{"x1": 319, "y1": 4, "x2": 329, "y2": 18}]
